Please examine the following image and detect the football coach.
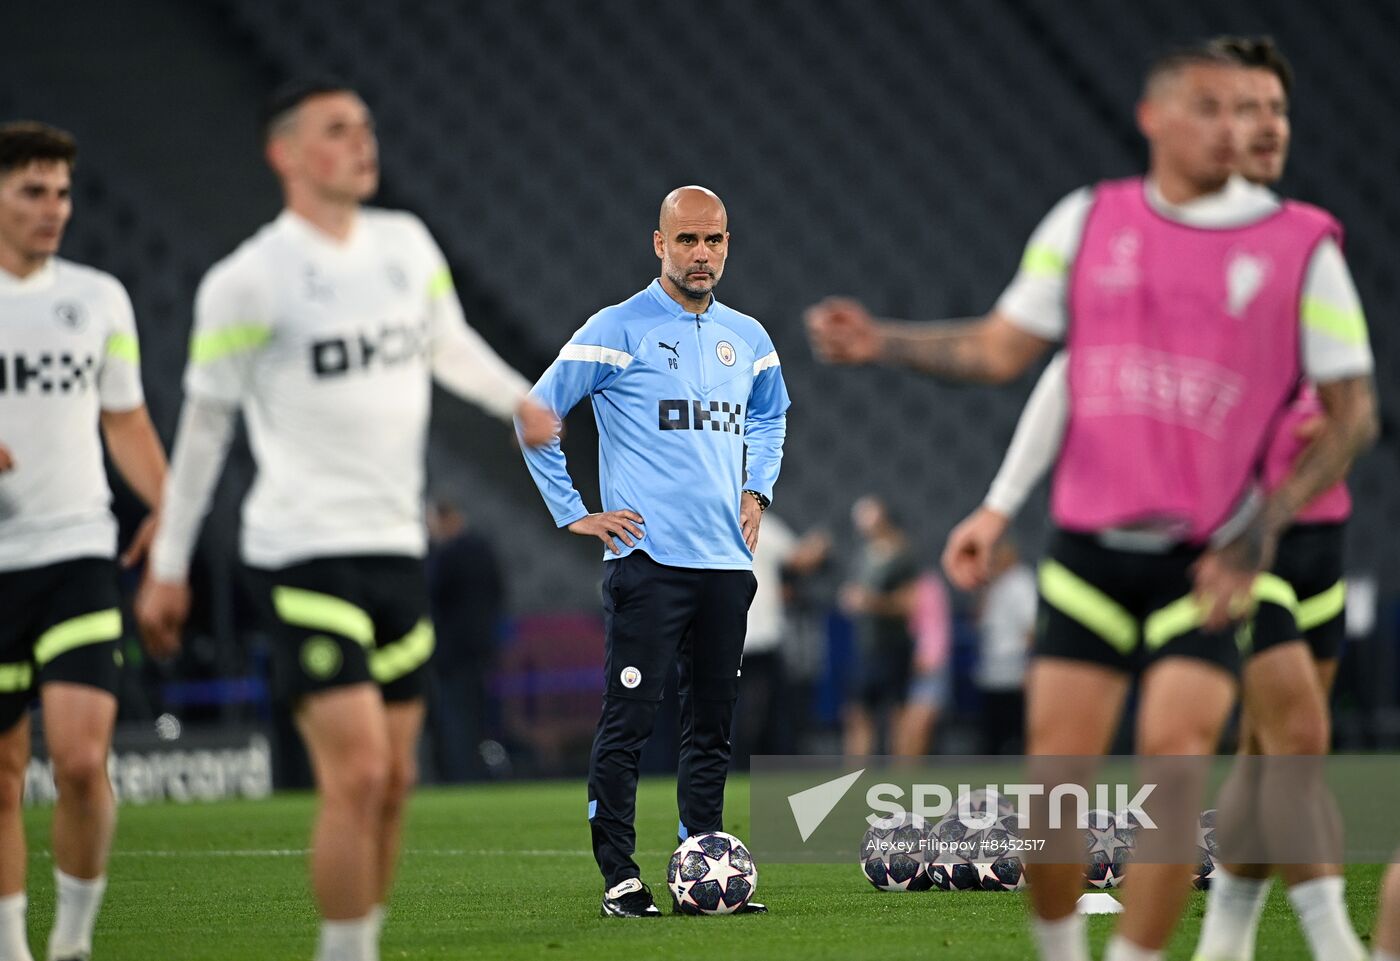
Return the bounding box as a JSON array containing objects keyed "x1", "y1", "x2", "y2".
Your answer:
[{"x1": 518, "y1": 185, "x2": 790, "y2": 917}]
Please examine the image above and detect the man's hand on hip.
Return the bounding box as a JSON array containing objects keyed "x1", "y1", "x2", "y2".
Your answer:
[{"x1": 568, "y1": 510, "x2": 645, "y2": 555}]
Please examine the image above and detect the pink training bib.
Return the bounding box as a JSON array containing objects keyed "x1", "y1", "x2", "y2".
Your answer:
[{"x1": 1053, "y1": 177, "x2": 1340, "y2": 543}]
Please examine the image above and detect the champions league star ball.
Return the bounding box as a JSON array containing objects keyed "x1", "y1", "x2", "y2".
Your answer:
[
  {"x1": 927, "y1": 813, "x2": 1026, "y2": 892},
  {"x1": 860, "y1": 813, "x2": 934, "y2": 892},
  {"x1": 956, "y1": 788, "x2": 1018, "y2": 823},
  {"x1": 927, "y1": 815, "x2": 980, "y2": 891},
  {"x1": 668, "y1": 832, "x2": 758, "y2": 915},
  {"x1": 1081, "y1": 809, "x2": 1136, "y2": 890},
  {"x1": 1193, "y1": 809, "x2": 1220, "y2": 891},
  {"x1": 976, "y1": 848, "x2": 1027, "y2": 892}
]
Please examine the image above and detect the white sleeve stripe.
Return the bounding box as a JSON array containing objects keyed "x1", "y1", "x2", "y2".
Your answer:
[
  {"x1": 557, "y1": 344, "x2": 633, "y2": 368},
  {"x1": 752, "y1": 350, "x2": 780, "y2": 375}
]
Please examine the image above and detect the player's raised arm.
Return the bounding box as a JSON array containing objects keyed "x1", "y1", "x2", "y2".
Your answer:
[
  {"x1": 806, "y1": 301, "x2": 1051, "y2": 383},
  {"x1": 806, "y1": 186, "x2": 1089, "y2": 384}
]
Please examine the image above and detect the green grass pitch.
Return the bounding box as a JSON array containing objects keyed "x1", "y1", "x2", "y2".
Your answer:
[{"x1": 20, "y1": 776, "x2": 1383, "y2": 959}]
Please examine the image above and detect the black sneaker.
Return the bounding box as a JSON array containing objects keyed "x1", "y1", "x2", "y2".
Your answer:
[{"x1": 601, "y1": 878, "x2": 661, "y2": 918}]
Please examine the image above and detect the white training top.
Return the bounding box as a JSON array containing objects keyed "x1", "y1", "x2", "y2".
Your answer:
[
  {"x1": 996, "y1": 176, "x2": 1373, "y2": 383},
  {"x1": 0, "y1": 258, "x2": 144, "y2": 571},
  {"x1": 163, "y1": 207, "x2": 529, "y2": 571},
  {"x1": 745, "y1": 513, "x2": 798, "y2": 654}
]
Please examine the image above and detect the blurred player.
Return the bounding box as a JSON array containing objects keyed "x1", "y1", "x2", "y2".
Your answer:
[
  {"x1": 839, "y1": 496, "x2": 919, "y2": 756},
  {"x1": 518, "y1": 186, "x2": 789, "y2": 917},
  {"x1": 1377, "y1": 865, "x2": 1400, "y2": 961},
  {"x1": 937, "y1": 37, "x2": 1367, "y2": 961},
  {"x1": 0, "y1": 122, "x2": 167, "y2": 961},
  {"x1": 806, "y1": 45, "x2": 1377, "y2": 961},
  {"x1": 135, "y1": 81, "x2": 555, "y2": 961}
]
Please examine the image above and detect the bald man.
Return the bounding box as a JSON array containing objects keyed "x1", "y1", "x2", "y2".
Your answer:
[{"x1": 519, "y1": 186, "x2": 790, "y2": 917}]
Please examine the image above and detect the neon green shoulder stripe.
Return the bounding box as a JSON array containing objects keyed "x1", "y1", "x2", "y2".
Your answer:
[
  {"x1": 190, "y1": 324, "x2": 272, "y2": 365},
  {"x1": 428, "y1": 267, "x2": 454, "y2": 299},
  {"x1": 1302, "y1": 296, "x2": 1368, "y2": 345},
  {"x1": 106, "y1": 332, "x2": 140, "y2": 363},
  {"x1": 1020, "y1": 245, "x2": 1068, "y2": 278}
]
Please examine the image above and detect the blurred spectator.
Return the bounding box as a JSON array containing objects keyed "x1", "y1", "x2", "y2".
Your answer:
[
  {"x1": 425, "y1": 501, "x2": 505, "y2": 782},
  {"x1": 975, "y1": 535, "x2": 1035, "y2": 754},
  {"x1": 732, "y1": 517, "x2": 832, "y2": 767},
  {"x1": 731, "y1": 514, "x2": 796, "y2": 769},
  {"x1": 840, "y1": 496, "x2": 919, "y2": 756},
  {"x1": 894, "y1": 570, "x2": 952, "y2": 755}
]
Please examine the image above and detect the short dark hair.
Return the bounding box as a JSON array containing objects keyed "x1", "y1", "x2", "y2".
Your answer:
[
  {"x1": 1143, "y1": 42, "x2": 1239, "y2": 96},
  {"x1": 261, "y1": 77, "x2": 355, "y2": 144},
  {"x1": 1208, "y1": 35, "x2": 1294, "y2": 97},
  {"x1": 0, "y1": 121, "x2": 77, "y2": 175}
]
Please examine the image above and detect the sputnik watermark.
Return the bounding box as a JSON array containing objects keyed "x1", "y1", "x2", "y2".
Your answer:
[
  {"x1": 863, "y1": 783, "x2": 1158, "y2": 832},
  {"x1": 754, "y1": 754, "x2": 1400, "y2": 865}
]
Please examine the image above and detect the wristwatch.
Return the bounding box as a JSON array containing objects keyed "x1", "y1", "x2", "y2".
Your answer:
[{"x1": 743, "y1": 490, "x2": 770, "y2": 512}]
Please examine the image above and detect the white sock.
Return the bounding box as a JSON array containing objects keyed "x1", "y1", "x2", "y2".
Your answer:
[
  {"x1": 1031, "y1": 913, "x2": 1090, "y2": 961},
  {"x1": 1193, "y1": 869, "x2": 1272, "y2": 960},
  {"x1": 314, "y1": 915, "x2": 377, "y2": 961},
  {"x1": 47, "y1": 871, "x2": 105, "y2": 960},
  {"x1": 1103, "y1": 934, "x2": 1163, "y2": 961},
  {"x1": 368, "y1": 904, "x2": 385, "y2": 941},
  {"x1": 1373, "y1": 950, "x2": 1400, "y2": 961},
  {"x1": 0, "y1": 893, "x2": 34, "y2": 961},
  {"x1": 1288, "y1": 876, "x2": 1366, "y2": 961}
]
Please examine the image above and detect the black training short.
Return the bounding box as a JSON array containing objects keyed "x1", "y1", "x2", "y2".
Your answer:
[
  {"x1": 0, "y1": 557, "x2": 123, "y2": 732},
  {"x1": 247, "y1": 555, "x2": 435, "y2": 704},
  {"x1": 1248, "y1": 522, "x2": 1346, "y2": 662},
  {"x1": 1033, "y1": 529, "x2": 1242, "y2": 676}
]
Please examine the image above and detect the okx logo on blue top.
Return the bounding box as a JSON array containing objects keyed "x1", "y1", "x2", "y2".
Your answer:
[{"x1": 520, "y1": 279, "x2": 790, "y2": 569}]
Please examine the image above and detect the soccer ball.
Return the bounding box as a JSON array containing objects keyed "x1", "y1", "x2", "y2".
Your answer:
[
  {"x1": 1193, "y1": 809, "x2": 1219, "y2": 891},
  {"x1": 668, "y1": 832, "x2": 758, "y2": 915},
  {"x1": 928, "y1": 812, "x2": 1026, "y2": 892},
  {"x1": 927, "y1": 815, "x2": 989, "y2": 891},
  {"x1": 956, "y1": 788, "x2": 1018, "y2": 824},
  {"x1": 977, "y1": 854, "x2": 1026, "y2": 892},
  {"x1": 1082, "y1": 809, "x2": 1135, "y2": 890},
  {"x1": 860, "y1": 813, "x2": 934, "y2": 892}
]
